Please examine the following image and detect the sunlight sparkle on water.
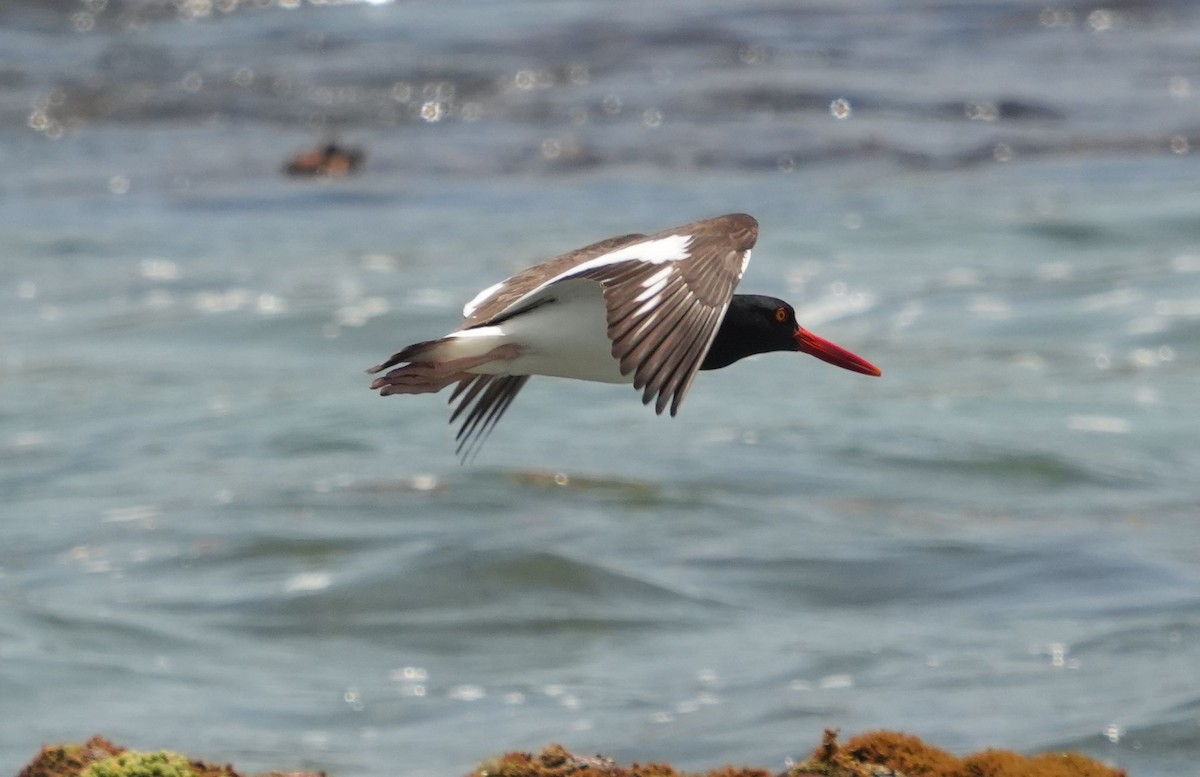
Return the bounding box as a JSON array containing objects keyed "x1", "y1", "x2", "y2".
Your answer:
[
  {"x1": 102, "y1": 504, "x2": 161, "y2": 524},
  {"x1": 410, "y1": 474, "x2": 440, "y2": 492},
  {"x1": 390, "y1": 666, "x2": 428, "y2": 697},
  {"x1": 420, "y1": 101, "x2": 445, "y2": 122},
  {"x1": 284, "y1": 571, "x2": 333, "y2": 593},
  {"x1": 1087, "y1": 9, "x2": 1116, "y2": 32},
  {"x1": 448, "y1": 684, "x2": 486, "y2": 702},
  {"x1": 965, "y1": 101, "x2": 999, "y2": 122},
  {"x1": 1039, "y1": 8, "x2": 1075, "y2": 28},
  {"x1": 390, "y1": 666, "x2": 428, "y2": 681},
  {"x1": 140, "y1": 259, "x2": 181, "y2": 282},
  {"x1": 1067, "y1": 415, "x2": 1131, "y2": 434},
  {"x1": 1134, "y1": 386, "x2": 1160, "y2": 406},
  {"x1": 818, "y1": 673, "x2": 854, "y2": 690},
  {"x1": 256, "y1": 293, "x2": 284, "y2": 315}
]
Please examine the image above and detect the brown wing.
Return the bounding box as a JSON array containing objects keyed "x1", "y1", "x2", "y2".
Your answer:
[
  {"x1": 459, "y1": 232, "x2": 647, "y2": 329},
  {"x1": 444, "y1": 213, "x2": 757, "y2": 456},
  {"x1": 576, "y1": 213, "x2": 759, "y2": 416}
]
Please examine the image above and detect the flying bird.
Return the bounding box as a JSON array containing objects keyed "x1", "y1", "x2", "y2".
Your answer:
[{"x1": 367, "y1": 213, "x2": 881, "y2": 459}]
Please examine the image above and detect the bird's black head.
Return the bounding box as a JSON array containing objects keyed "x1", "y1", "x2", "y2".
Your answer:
[{"x1": 701, "y1": 294, "x2": 882, "y2": 376}]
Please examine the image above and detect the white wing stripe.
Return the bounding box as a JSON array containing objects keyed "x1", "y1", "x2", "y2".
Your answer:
[
  {"x1": 633, "y1": 293, "x2": 663, "y2": 319},
  {"x1": 634, "y1": 276, "x2": 670, "y2": 303},
  {"x1": 639, "y1": 265, "x2": 673, "y2": 289},
  {"x1": 460, "y1": 233, "x2": 692, "y2": 324},
  {"x1": 462, "y1": 280, "x2": 506, "y2": 318},
  {"x1": 520, "y1": 233, "x2": 692, "y2": 303}
]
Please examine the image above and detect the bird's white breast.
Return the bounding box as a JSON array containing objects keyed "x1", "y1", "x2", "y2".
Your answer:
[{"x1": 448, "y1": 279, "x2": 630, "y2": 384}]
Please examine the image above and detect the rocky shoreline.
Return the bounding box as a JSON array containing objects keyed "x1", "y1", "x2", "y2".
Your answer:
[{"x1": 18, "y1": 729, "x2": 1124, "y2": 777}]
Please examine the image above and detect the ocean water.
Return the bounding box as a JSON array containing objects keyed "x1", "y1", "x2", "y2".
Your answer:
[{"x1": 3, "y1": 1, "x2": 1200, "y2": 775}]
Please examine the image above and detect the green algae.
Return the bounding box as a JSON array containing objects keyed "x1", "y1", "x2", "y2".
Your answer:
[{"x1": 81, "y1": 751, "x2": 199, "y2": 777}]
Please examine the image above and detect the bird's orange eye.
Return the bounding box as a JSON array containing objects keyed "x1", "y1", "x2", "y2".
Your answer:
[{"x1": 774, "y1": 307, "x2": 788, "y2": 323}]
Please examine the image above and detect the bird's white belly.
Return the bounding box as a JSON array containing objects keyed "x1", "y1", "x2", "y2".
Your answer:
[{"x1": 449, "y1": 280, "x2": 631, "y2": 384}]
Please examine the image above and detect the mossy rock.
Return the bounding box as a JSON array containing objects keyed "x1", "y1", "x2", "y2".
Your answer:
[
  {"x1": 19, "y1": 737, "x2": 125, "y2": 777},
  {"x1": 19, "y1": 738, "x2": 246, "y2": 777}
]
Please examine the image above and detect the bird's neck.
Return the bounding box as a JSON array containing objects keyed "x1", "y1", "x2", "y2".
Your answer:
[{"x1": 700, "y1": 298, "x2": 777, "y2": 371}]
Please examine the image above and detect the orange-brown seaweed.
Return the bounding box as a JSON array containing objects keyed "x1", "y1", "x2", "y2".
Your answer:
[{"x1": 470, "y1": 731, "x2": 1125, "y2": 777}]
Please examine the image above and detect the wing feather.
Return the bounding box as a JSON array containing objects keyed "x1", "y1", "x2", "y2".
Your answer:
[
  {"x1": 568, "y1": 213, "x2": 759, "y2": 415},
  {"x1": 449, "y1": 375, "x2": 530, "y2": 462},
  {"x1": 459, "y1": 233, "x2": 647, "y2": 329}
]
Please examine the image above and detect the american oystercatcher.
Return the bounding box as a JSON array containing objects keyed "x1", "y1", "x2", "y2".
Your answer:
[{"x1": 367, "y1": 213, "x2": 881, "y2": 459}]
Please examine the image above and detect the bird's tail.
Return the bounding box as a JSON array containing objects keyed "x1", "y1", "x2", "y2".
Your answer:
[
  {"x1": 367, "y1": 333, "x2": 528, "y2": 461},
  {"x1": 366, "y1": 333, "x2": 520, "y2": 397},
  {"x1": 365, "y1": 337, "x2": 466, "y2": 396},
  {"x1": 365, "y1": 337, "x2": 446, "y2": 377}
]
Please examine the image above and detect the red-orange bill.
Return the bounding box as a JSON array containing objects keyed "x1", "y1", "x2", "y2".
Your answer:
[{"x1": 794, "y1": 328, "x2": 882, "y2": 377}]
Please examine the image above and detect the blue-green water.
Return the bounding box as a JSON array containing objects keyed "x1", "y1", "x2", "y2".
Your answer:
[{"x1": 3, "y1": 2, "x2": 1200, "y2": 775}]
